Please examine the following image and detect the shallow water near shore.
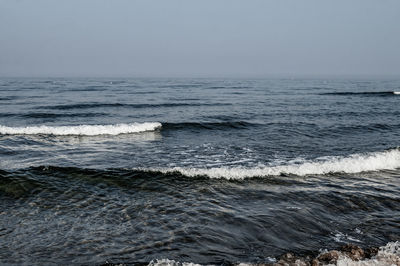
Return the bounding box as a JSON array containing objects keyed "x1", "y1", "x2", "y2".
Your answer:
[{"x1": 0, "y1": 78, "x2": 400, "y2": 265}]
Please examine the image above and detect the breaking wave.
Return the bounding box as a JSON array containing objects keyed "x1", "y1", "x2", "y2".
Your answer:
[
  {"x1": 140, "y1": 148, "x2": 400, "y2": 179},
  {"x1": 0, "y1": 122, "x2": 161, "y2": 136}
]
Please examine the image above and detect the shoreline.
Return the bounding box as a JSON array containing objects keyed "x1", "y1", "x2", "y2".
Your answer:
[{"x1": 100, "y1": 242, "x2": 400, "y2": 266}]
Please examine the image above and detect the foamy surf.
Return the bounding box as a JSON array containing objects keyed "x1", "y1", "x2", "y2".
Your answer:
[
  {"x1": 141, "y1": 148, "x2": 400, "y2": 179},
  {"x1": 148, "y1": 259, "x2": 202, "y2": 266},
  {"x1": 0, "y1": 122, "x2": 162, "y2": 136}
]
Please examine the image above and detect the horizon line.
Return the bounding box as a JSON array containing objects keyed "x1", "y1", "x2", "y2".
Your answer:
[{"x1": 1, "y1": 73, "x2": 400, "y2": 80}]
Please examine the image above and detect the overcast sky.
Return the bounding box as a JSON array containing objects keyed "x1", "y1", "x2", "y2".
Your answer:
[{"x1": 0, "y1": 0, "x2": 399, "y2": 77}]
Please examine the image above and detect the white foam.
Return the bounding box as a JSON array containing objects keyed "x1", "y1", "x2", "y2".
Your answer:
[
  {"x1": 0, "y1": 122, "x2": 161, "y2": 136},
  {"x1": 148, "y1": 259, "x2": 202, "y2": 266},
  {"x1": 393, "y1": 91, "x2": 400, "y2": 95},
  {"x1": 141, "y1": 149, "x2": 400, "y2": 179},
  {"x1": 332, "y1": 231, "x2": 362, "y2": 243}
]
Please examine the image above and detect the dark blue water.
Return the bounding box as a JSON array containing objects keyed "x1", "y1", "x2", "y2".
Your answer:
[{"x1": 0, "y1": 78, "x2": 399, "y2": 265}]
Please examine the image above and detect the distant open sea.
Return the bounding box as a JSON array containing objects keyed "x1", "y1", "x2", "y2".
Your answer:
[{"x1": 0, "y1": 78, "x2": 399, "y2": 265}]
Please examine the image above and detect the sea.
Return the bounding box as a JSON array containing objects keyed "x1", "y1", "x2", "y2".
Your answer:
[{"x1": 0, "y1": 78, "x2": 399, "y2": 265}]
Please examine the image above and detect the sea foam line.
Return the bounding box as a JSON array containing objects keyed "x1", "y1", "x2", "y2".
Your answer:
[
  {"x1": 140, "y1": 148, "x2": 400, "y2": 179},
  {"x1": 0, "y1": 122, "x2": 162, "y2": 136}
]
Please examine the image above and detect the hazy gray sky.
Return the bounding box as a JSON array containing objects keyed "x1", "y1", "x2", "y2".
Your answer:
[{"x1": 1, "y1": 0, "x2": 399, "y2": 77}]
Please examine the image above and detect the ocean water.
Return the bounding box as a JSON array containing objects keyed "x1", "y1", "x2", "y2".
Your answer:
[{"x1": 0, "y1": 78, "x2": 399, "y2": 265}]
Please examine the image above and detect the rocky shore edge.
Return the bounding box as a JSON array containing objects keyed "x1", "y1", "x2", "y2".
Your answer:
[
  {"x1": 273, "y1": 243, "x2": 399, "y2": 266},
  {"x1": 101, "y1": 242, "x2": 400, "y2": 266}
]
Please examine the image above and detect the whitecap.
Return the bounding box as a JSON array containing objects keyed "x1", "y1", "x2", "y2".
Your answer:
[
  {"x1": 138, "y1": 148, "x2": 400, "y2": 179},
  {"x1": 0, "y1": 122, "x2": 161, "y2": 136}
]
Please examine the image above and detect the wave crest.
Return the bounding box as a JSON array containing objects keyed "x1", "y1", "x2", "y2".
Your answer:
[
  {"x1": 0, "y1": 122, "x2": 161, "y2": 136},
  {"x1": 140, "y1": 148, "x2": 400, "y2": 179},
  {"x1": 320, "y1": 91, "x2": 400, "y2": 96}
]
